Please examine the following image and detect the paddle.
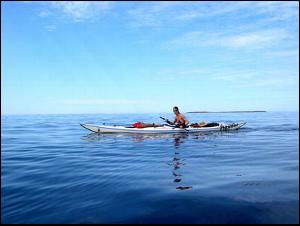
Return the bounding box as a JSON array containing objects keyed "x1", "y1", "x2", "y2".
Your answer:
[{"x1": 160, "y1": 116, "x2": 174, "y2": 125}]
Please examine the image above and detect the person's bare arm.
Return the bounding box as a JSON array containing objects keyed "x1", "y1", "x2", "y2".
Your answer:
[
  {"x1": 173, "y1": 118, "x2": 178, "y2": 124},
  {"x1": 182, "y1": 115, "x2": 189, "y2": 125}
]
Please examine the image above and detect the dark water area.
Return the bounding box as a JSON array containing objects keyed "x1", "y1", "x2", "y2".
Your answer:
[{"x1": 1, "y1": 112, "x2": 299, "y2": 223}]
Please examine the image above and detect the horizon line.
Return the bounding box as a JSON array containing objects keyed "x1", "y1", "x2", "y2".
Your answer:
[
  {"x1": 187, "y1": 110, "x2": 267, "y2": 113},
  {"x1": 2, "y1": 110, "x2": 300, "y2": 116}
]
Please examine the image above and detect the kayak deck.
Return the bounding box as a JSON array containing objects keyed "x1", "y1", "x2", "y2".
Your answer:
[{"x1": 80, "y1": 122, "x2": 246, "y2": 134}]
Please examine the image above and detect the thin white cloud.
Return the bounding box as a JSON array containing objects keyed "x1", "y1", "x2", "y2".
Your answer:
[
  {"x1": 253, "y1": 1, "x2": 299, "y2": 16},
  {"x1": 45, "y1": 25, "x2": 56, "y2": 32},
  {"x1": 38, "y1": 10, "x2": 52, "y2": 18},
  {"x1": 154, "y1": 68, "x2": 209, "y2": 81},
  {"x1": 154, "y1": 67, "x2": 298, "y2": 89},
  {"x1": 265, "y1": 50, "x2": 299, "y2": 58},
  {"x1": 126, "y1": 1, "x2": 299, "y2": 27},
  {"x1": 28, "y1": 1, "x2": 299, "y2": 26},
  {"x1": 225, "y1": 29, "x2": 289, "y2": 48},
  {"x1": 163, "y1": 29, "x2": 290, "y2": 50},
  {"x1": 234, "y1": 75, "x2": 299, "y2": 88},
  {"x1": 176, "y1": 69, "x2": 208, "y2": 75},
  {"x1": 212, "y1": 69, "x2": 299, "y2": 88},
  {"x1": 32, "y1": 1, "x2": 298, "y2": 28},
  {"x1": 56, "y1": 99, "x2": 155, "y2": 105},
  {"x1": 38, "y1": 1, "x2": 114, "y2": 22}
]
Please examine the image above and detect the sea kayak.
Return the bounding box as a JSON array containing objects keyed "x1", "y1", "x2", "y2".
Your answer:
[{"x1": 80, "y1": 122, "x2": 246, "y2": 134}]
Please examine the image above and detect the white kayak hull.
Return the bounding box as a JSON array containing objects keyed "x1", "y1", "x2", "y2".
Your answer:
[{"x1": 80, "y1": 122, "x2": 246, "y2": 134}]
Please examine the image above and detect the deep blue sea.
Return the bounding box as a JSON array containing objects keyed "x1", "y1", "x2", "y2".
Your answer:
[{"x1": 1, "y1": 112, "x2": 299, "y2": 224}]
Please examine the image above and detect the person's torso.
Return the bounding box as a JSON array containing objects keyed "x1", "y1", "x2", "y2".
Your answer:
[{"x1": 175, "y1": 114, "x2": 185, "y2": 123}]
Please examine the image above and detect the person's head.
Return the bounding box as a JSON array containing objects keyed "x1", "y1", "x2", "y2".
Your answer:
[{"x1": 173, "y1": 106, "x2": 180, "y2": 115}]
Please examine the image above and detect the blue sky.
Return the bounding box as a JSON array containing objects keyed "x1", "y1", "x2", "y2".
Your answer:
[{"x1": 1, "y1": 1, "x2": 299, "y2": 114}]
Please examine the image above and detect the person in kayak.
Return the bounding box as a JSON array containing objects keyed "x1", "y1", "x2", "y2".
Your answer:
[{"x1": 172, "y1": 106, "x2": 189, "y2": 128}]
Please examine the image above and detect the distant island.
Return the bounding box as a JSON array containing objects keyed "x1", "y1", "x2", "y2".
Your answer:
[{"x1": 187, "y1": 111, "x2": 267, "y2": 113}]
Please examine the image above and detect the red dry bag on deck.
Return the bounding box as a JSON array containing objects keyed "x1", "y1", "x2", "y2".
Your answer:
[{"x1": 133, "y1": 122, "x2": 143, "y2": 128}]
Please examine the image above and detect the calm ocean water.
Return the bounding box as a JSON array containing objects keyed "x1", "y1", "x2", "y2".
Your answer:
[{"x1": 1, "y1": 112, "x2": 299, "y2": 224}]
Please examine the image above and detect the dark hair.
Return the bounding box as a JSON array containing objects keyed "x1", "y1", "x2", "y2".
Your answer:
[{"x1": 173, "y1": 106, "x2": 179, "y2": 111}]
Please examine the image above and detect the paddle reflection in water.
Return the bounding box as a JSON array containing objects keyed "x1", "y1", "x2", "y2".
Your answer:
[{"x1": 170, "y1": 134, "x2": 193, "y2": 190}]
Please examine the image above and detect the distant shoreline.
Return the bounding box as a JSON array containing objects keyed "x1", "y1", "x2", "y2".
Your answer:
[{"x1": 187, "y1": 111, "x2": 267, "y2": 113}]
